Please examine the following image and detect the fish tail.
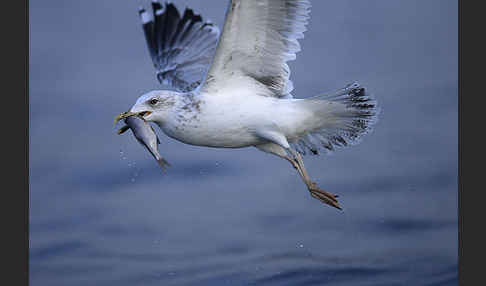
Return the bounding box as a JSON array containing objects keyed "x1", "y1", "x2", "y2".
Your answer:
[{"x1": 157, "y1": 157, "x2": 171, "y2": 171}]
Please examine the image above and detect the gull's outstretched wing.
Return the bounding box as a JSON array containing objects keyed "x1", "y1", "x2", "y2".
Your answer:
[
  {"x1": 139, "y1": 1, "x2": 220, "y2": 92},
  {"x1": 202, "y1": 0, "x2": 311, "y2": 98}
]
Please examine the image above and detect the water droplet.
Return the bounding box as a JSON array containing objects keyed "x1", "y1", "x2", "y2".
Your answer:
[{"x1": 120, "y1": 150, "x2": 127, "y2": 161}]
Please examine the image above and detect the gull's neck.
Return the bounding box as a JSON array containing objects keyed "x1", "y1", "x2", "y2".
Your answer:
[{"x1": 173, "y1": 91, "x2": 203, "y2": 112}]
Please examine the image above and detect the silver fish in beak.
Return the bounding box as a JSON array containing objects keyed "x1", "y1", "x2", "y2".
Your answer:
[{"x1": 117, "y1": 115, "x2": 170, "y2": 171}]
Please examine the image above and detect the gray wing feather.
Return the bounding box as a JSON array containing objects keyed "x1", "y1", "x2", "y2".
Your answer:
[
  {"x1": 139, "y1": 1, "x2": 220, "y2": 92},
  {"x1": 203, "y1": 0, "x2": 311, "y2": 98}
]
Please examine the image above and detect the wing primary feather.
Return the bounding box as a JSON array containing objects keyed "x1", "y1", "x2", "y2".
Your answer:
[
  {"x1": 139, "y1": 8, "x2": 157, "y2": 69},
  {"x1": 169, "y1": 8, "x2": 191, "y2": 48},
  {"x1": 139, "y1": 1, "x2": 220, "y2": 92},
  {"x1": 152, "y1": 1, "x2": 165, "y2": 58},
  {"x1": 162, "y1": 4, "x2": 180, "y2": 54},
  {"x1": 151, "y1": 0, "x2": 163, "y2": 15}
]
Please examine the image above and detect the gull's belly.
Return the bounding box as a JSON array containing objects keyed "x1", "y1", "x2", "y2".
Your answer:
[
  {"x1": 162, "y1": 104, "x2": 268, "y2": 148},
  {"x1": 160, "y1": 92, "x2": 308, "y2": 148},
  {"x1": 163, "y1": 117, "x2": 264, "y2": 148}
]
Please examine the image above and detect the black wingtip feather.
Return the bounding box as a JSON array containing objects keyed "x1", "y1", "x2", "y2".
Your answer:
[
  {"x1": 151, "y1": 0, "x2": 163, "y2": 15},
  {"x1": 165, "y1": 3, "x2": 180, "y2": 18},
  {"x1": 138, "y1": 0, "x2": 220, "y2": 92},
  {"x1": 162, "y1": 3, "x2": 181, "y2": 52}
]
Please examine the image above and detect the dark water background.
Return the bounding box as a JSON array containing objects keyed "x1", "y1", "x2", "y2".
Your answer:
[{"x1": 30, "y1": 1, "x2": 458, "y2": 285}]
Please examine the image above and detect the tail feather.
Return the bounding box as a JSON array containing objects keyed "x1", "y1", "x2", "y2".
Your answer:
[{"x1": 291, "y1": 82, "x2": 380, "y2": 155}]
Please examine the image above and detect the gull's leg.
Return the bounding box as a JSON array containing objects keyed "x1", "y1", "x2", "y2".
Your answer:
[
  {"x1": 255, "y1": 141, "x2": 342, "y2": 210},
  {"x1": 283, "y1": 155, "x2": 305, "y2": 178},
  {"x1": 287, "y1": 149, "x2": 342, "y2": 210}
]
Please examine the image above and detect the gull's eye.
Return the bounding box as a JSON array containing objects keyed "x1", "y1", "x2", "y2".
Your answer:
[{"x1": 149, "y1": 98, "x2": 159, "y2": 105}]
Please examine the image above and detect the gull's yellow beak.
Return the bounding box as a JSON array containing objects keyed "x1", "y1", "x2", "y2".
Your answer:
[
  {"x1": 113, "y1": 111, "x2": 153, "y2": 125},
  {"x1": 114, "y1": 111, "x2": 136, "y2": 125}
]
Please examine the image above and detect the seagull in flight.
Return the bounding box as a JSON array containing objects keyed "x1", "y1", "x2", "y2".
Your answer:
[{"x1": 116, "y1": 0, "x2": 379, "y2": 210}]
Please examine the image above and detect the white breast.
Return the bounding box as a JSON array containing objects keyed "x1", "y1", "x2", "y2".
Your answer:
[{"x1": 159, "y1": 84, "x2": 311, "y2": 148}]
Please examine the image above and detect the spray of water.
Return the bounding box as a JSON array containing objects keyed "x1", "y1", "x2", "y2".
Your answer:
[{"x1": 119, "y1": 149, "x2": 141, "y2": 183}]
